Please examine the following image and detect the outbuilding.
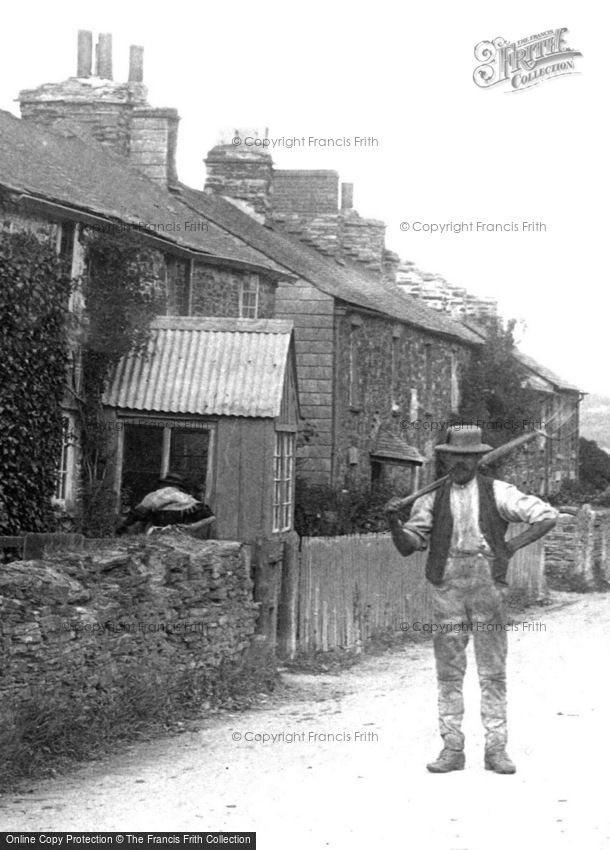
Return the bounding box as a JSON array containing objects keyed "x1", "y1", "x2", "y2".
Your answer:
[{"x1": 104, "y1": 317, "x2": 299, "y2": 542}]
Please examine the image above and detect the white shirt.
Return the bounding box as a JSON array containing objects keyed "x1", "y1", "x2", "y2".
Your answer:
[{"x1": 401, "y1": 477, "x2": 559, "y2": 553}]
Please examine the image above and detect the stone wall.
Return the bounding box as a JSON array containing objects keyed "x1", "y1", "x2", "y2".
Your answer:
[
  {"x1": 0, "y1": 533, "x2": 262, "y2": 733},
  {"x1": 488, "y1": 432, "x2": 548, "y2": 496},
  {"x1": 544, "y1": 506, "x2": 610, "y2": 591},
  {"x1": 190, "y1": 266, "x2": 275, "y2": 318},
  {"x1": 484, "y1": 392, "x2": 580, "y2": 497},
  {"x1": 275, "y1": 279, "x2": 335, "y2": 483},
  {"x1": 334, "y1": 309, "x2": 471, "y2": 490},
  {"x1": 0, "y1": 196, "x2": 58, "y2": 243}
]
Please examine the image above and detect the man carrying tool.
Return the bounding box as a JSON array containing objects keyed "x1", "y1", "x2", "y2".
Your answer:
[{"x1": 385, "y1": 425, "x2": 558, "y2": 775}]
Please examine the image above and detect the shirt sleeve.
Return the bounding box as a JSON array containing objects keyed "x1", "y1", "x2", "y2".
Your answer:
[
  {"x1": 492, "y1": 480, "x2": 559, "y2": 524},
  {"x1": 401, "y1": 492, "x2": 436, "y2": 550}
]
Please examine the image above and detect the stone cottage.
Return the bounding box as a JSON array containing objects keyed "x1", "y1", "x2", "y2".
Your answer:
[
  {"x1": 1, "y1": 37, "x2": 302, "y2": 533},
  {"x1": 7, "y1": 31, "x2": 581, "y2": 506}
]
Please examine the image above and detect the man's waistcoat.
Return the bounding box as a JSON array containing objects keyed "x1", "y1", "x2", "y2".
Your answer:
[{"x1": 426, "y1": 473, "x2": 510, "y2": 585}]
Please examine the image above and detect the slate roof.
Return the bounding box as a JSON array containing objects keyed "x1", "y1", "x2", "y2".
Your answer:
[
  {"x1": 103, "y1": 317, "x2": 294, "y2": 418},
  {"x1": 370, "y1": 430, "x2": 426, "y2": 465},
  {"x1": 0, "y1": 110, "x2": 286, "y2": 276},
  {"x1": 515, "y1": 351, "x2": 581, "y2": 394},
  {"x1": 176, "y1": 185, "x2": 481, "y2": 345}
]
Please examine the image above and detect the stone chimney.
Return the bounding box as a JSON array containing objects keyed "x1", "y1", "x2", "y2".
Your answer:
[
  {"x1": 204, "y1": 129, "x2": 274, "y2": 222},
  {"x1": 18, "y1": 31, "x2": 179, "y2": 186},
  {"x1": 202, "y1": 133, "x2": 395, "y2": 278},
  {"x1": 270, "y1": 170, "x2": 390, "y2": 276},
  {"x1": 341, "y1": 182, "x2": 354, "y2": 211}
]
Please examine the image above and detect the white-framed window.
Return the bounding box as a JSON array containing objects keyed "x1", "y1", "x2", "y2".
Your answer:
[
  {"x1": 391, "y1": 325, "x2": 401, "y2": 409},
  {"x1": 450, "y1": 353, "x2": 460, "y2": 413},
  {"x1": 53, "y1": 413, "x2": 77, "y2": 506},
  {"x1": 348, "y1": 319, "x2": 362, "y2": 409},
  {"x1": 239, "y1": 275, "x2": 260, "y2": 318},
  {"x1": 273, "y1": 431, "x2": 295, "y2": 532},
  {"x1": 410, "y1": 387, "x2": 419, "y2": 422},
  {"x1": 117, "y1": 418, "x2": 214, "y2": 507}
]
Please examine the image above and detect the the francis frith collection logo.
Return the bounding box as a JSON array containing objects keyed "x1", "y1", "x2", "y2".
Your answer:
[{"x1": 473, "y1": 28, "x2": 582, "y2": 91}]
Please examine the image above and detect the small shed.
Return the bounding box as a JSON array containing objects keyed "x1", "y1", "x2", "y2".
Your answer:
[{"x1": 103, "y1": 317, "x2": 300, "y2": 542}]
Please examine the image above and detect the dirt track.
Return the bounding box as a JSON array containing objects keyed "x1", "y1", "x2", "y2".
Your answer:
[{"x1": 1, "y1": 594, "x2": 609, "y2": 849}]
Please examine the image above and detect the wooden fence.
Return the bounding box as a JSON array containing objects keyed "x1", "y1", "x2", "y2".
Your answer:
[
  {"x1": 296, "y1": 534, "x2": 430, "y2": 654},
  {"x1": 289, "y1": 527, "x2": 545, "y2": 655}
]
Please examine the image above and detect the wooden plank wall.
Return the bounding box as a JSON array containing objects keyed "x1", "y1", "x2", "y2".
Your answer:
[
  {"x1": 295, "y1": 529, "x2": 546, "y2": 654},
  {"x1": 506, "y1": 523, "x2": 546, "y2": 599},
  {"x1": 297, "y1": 533, "x2": 432, "y2": 653},
  {"x1": 214, "y1": 418, "x2": 275, "y2": 542}
]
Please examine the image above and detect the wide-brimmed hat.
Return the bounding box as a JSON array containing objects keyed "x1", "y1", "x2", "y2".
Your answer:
[{"x1": 435, "y1": 425, "x2": 493, "y2": 454}]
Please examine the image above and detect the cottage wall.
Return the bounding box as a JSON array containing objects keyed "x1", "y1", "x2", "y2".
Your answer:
[
  {"x1": 275, "y1": 280, "x2": 335, "y2": 484},
  {"x1": 333, "y1": 309, "x2": 471, "y2": 490},
  {"x1": 487, "y1": 391, "x2": 580, "y2": 496},
  {"x1": 0, "y1": 196, "x2": 59, "y2": 242},
  {"x1": 190, "y1": 266, "x2": 275, "y2": 318}
]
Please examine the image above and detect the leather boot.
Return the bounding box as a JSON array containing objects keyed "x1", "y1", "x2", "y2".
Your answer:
[
  {"x1": 426, "y1": 747, "x2": 465, "y2": 773},
  {"x1": 484, "y1": 749, "x2": 516, "y2": 774}
]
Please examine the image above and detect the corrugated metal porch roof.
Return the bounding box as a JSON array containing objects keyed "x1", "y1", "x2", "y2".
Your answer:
[{"x1": 103, "y1": 317, "x2": 294, "y2": 418}]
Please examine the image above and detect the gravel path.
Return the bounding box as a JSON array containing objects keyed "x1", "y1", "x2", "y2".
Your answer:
[{"x1": 1, "y1": 594, "x2": 609, "y2": 849}]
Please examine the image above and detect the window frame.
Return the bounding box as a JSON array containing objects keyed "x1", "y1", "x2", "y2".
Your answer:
[
  {"x1": 273, "y1": 431, "x2": 295, "y2": 533},
  {"x1": 115, "y1": 416, "x2": 216, "y2": 506},
  {"x1": 52, "y1": 413, "x2": 77, "y2": 509},
  {"x1": 348, "y1": 315, "x2": 363, "y2": 410},
  {"x1": 239, "y1": 275, "x2": 260, "y2": 319}
]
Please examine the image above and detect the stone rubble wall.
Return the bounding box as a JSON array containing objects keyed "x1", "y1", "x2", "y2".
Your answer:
[
  {"x1": 544, "y1": 506, "x2": 610, "y2": 591},
  {"x1": 0, "y1": 532, "x2": 260, "y2": 710}
]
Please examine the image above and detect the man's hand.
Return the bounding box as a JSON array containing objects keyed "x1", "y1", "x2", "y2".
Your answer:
[
  {"x1": 384, "y1": 496, "x2": 405, "y2": 516},
  {"x1": 384, "y1": 498, "x2": 421, "y2": 557}
]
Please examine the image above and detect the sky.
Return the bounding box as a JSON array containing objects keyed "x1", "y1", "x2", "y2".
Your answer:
[{"x1": 2, "y1": 1, "x2": 607, "y2": 394}]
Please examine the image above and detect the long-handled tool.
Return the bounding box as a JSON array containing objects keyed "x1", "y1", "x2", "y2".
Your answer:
[{"x1": 385, "y1": 428, "x2": 547, "y2": 512}]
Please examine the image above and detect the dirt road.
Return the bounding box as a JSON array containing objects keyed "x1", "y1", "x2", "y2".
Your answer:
[{"x1": 1, "y1": 594, "x2": 609, "y2": 849}]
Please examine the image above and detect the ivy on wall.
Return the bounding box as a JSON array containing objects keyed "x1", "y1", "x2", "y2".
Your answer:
[
  {"x1": 76, "y1": 229, "x2": 165, "y2": 535},
  {"x1": 0, "y1": 230, "x2": 72, "y2": 534}
]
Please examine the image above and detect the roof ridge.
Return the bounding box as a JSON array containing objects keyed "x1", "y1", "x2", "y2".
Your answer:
[
  {"x1": 152, "y1": 316, "x2": 294, "y2": 333},
  {"x1": 176, "y1": 183, "x2": 481, "y2": 346}
]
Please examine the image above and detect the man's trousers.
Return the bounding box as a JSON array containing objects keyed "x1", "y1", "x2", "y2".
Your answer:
[{"x1": 430, "y1": 552, "x2": 509, "y2": 753}]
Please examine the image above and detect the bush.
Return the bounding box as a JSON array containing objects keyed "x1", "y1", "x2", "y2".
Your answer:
[{"x1": 294, "y1": 478, "x2": 396, "y2": 536}]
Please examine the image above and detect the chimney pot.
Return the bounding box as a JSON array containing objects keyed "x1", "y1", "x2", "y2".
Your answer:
[
  {"x1": 96, "y1": 33, "x2": 113, "y2": 79},
  {"x1": 77, "y1": 30, "x2": 93, "y2": 77},
  {"x1": 341, "y1": 182, "x2": 354, "y2": 211},
  {"x1": 128, "y1": 45, "x2": 144, "y2": 82}
]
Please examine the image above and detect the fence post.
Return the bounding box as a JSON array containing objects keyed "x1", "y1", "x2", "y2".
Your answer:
[
  {"x1": 277, "y1": 531, "x2": 300, "y2": 659},
  {"x1": 253, "y1": 537, "x2": 272, "y2": 643},
  {"x1": 576, "y1": 505, "x2": 597, "y2": 590}
]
